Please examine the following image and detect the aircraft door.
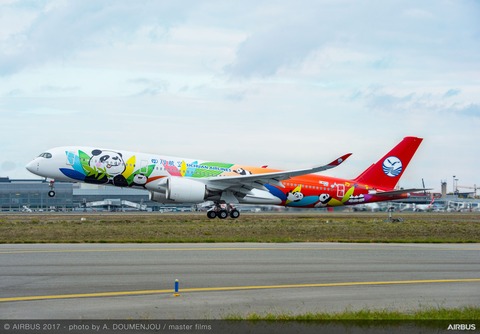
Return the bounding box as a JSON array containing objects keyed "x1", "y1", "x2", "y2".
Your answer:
[{"x1": 336, "y1": 183, "x2": 345, "y2": 198}]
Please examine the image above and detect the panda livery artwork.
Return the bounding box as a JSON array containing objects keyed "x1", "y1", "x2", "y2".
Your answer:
[{"x1": 26, "y1": 136, "x2": 425, "y2": 219}]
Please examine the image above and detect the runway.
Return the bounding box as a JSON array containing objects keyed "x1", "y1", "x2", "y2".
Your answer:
[{"x1": 1, "y1": 243, "x2": 479, "y2": 319}]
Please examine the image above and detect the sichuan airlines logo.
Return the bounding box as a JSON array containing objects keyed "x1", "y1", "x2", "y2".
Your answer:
[{"x1": 382, "y1": 156, "x2": 402, "y2": 177}]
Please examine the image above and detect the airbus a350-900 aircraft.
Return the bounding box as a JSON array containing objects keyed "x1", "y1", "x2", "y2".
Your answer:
[{"x1": 26, "y1": 136, "x2": 424, "y2": 219}]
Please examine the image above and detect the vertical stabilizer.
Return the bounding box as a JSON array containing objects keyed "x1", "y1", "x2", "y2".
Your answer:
[{"x1": 353, "y1": 136, "x2": 423, "y2": 190}]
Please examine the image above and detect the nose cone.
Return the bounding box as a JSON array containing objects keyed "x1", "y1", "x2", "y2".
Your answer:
[{"x1": 25, "y1": 159, "x2": 38, "y2": 175}]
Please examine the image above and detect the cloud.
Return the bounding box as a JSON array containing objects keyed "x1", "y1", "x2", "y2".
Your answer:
[
  {"x1": 128, "y1": 78, "x2": 169, "y2": 97},
  {"x1": 5, "y1": 88, "x2": 23, "y2": 96},
  {"x1": 360, "y1": 89, "x2": 480, "y2": 123},
  {"x1": 365, "y1": 91, "x2": 416, "y2": 111},
  {"x1": 224, "y1": 1, "x2": 480, "y2": 80},
  {"x1": 223, "y1": 2, "x2": 350, "y2": 79},
  {"x1": 0, "y1": 1, "x2": 195, "y2": 75},
  {"x1": 1, "y1": 0, "x2": 479, "y2": 189},
  {"x1": 444, "y1": 89, "x2": 461, "y2": 98},
  {"x1": 225, "y1": 21, "x2": 326, "y2": 78},
  {"x1": 459, "y1": 103, "x2": 480, "y2": 118},
  {"x1": 39, "y1": 85, "x2": 79, "y2": 93}
]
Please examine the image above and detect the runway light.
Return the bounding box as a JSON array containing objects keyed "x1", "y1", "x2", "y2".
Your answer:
[{"x1": 174, "y1": 279, "x2": 180, "y2": 297}]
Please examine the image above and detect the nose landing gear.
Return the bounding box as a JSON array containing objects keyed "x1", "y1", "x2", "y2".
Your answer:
[
  {"x1": 48, "y1": 180, "x2": 56, "y2": 197},
  {"x1": 207, "y1": 203, "x2": 240, "y2": 219}
]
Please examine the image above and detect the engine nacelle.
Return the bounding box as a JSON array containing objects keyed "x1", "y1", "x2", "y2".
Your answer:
[
  {"x1": 149, "y1": 191, "x2": 176, "y2": 204},
  {"x1": 165, "y1": 177, "x2": 207, "y2": 203}
]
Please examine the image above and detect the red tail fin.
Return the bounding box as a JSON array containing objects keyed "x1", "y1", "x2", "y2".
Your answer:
[{"x1": 353, "y1": 136, "x2": 423, "y2": 190}]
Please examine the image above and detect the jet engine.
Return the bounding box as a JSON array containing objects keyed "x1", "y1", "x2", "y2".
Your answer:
[
  {"x1": 149, "y1": 191, "x2": 174, "y2": 204},
  {"x1": 163, "y1": 177, "x2": 207, "y2": 203}
]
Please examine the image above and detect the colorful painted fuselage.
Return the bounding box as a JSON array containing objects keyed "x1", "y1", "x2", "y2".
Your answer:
[{"x1": 26, "y1": 140, "x2": 419, "y2": 208}]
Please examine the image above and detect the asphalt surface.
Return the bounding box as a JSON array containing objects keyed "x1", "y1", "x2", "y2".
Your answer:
[{"x1": 1, "y1": 243, "x2": 479, "y2": 319}]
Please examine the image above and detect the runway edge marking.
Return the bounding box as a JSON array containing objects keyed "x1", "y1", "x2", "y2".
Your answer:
[{"x1": 1, "y1": 278, "x2": 480, "y2": 303}]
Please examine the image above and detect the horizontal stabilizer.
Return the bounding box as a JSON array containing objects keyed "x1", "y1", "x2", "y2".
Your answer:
[{"x1": 371, "y1": 188, "x2": 432, "y2": 197}]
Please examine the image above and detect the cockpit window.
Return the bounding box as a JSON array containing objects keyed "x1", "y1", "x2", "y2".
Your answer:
[{"x1": 38, "y1": 152, "x2": 52, "y2": 159}]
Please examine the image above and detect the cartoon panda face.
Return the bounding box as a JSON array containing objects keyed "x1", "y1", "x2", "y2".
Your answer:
[
  {"x1": 234, "y1": 168, "x2": 252, "y2": 175},
  {"x1": 319, "y1": 194, "x2": 331, "y2": 204},
  {"x1": 287, "y1": 190, "x2": 304, "y2": 202},
  {"x1": 133, "y1": 174, "x2": 147, "y2": 186},
  {"x1": 90, "y1": 149, "x2": 126, "y2": 176}
]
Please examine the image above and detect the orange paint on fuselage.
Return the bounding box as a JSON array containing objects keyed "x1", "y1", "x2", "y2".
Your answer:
[{"x1": 271, "y1": 173, "x2": 406, "y2": 208}]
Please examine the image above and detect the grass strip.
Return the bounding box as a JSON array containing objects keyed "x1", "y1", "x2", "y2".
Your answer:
[
  {"x1": 225, "y1": 306, "x2": 480, "y2": 320},
  {"x1": 0, "y1": 212, "x2": 479, "y2": 243}
]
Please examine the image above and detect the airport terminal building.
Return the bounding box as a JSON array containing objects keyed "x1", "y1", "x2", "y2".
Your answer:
[{"x1": 0, "y1": 177, "x2": 156, "y2": 212}]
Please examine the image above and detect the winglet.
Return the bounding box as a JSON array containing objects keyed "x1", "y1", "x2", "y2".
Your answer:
[
  {"x1": 328, "y1": 153, "x2": 352, "y2": 167},
  {"x1": 310, "y1": 153, "x2": 352, "y2": 174}
]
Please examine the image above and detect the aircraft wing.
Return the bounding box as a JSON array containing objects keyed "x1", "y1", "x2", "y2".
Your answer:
[{"x1": 205, "y1": 153, "x2": 352, "y2": 194}]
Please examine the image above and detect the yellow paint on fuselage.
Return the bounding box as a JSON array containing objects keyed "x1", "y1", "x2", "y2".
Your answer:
[
  {"x1": 342, "y1": 186, "x2": 355, "y2": 203},
  {"x1": 123, "y1": 156, "x2": 136, "y2": 177},
  {"x1": 180, "y1": 160, "x2": 187, "y2": 177},
  {"x1": 327, "y1": 198, "x2": 344, "y2": 206}
]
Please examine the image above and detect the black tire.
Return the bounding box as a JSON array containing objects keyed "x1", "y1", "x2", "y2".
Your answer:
[
  {"x1": 48, "y1": 190, "x2": 56, "y2": 197},
  {"x1": 218, "y1": 210, "x2": 228, "y2": 219},
  {"x1": 207, "y1": 211, "x2": 217, "y2": 219},
  {"x1": 230, "y1": 209, "x2": 240, "y2": 219}
]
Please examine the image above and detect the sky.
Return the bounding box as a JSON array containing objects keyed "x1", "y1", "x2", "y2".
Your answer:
[{"x1": 1, "y1": 0, "x2": 479, "y2": 193}]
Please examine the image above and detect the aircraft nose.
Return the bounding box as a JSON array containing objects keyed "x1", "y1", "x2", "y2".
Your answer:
[{"x1": 25, "y1": 159, "x2": 38, "y2": 174}]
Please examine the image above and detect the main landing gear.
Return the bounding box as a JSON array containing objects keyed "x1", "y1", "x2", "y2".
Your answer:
[
  {"x1": 207, "y1": 203, "x2": 240, "y2": 219},
  {"x1": 48, "y1": 180, "x2": 56, "y2": 197}
]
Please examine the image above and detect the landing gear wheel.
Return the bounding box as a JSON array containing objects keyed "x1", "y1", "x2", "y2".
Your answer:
[
  {"x1": 230, "y1": 209, "x2": 240, "y2": 219},
  {"x1": 48, "y1": 180, "x2": 56, "y2": 197},
  {"x1": 218, "y1": 210, "x2": 228, "y2": 219},
  {"x1": 208, "y1": 202, "x2": 240, "y2": 219}
]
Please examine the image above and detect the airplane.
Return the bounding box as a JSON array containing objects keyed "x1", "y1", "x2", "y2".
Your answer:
[
  {"x1": 413, "y1": 195, "x2": 435, "y2": 212},
  {"x1": 26, "y1": 136, "x2": 425, "y2": 219}
]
